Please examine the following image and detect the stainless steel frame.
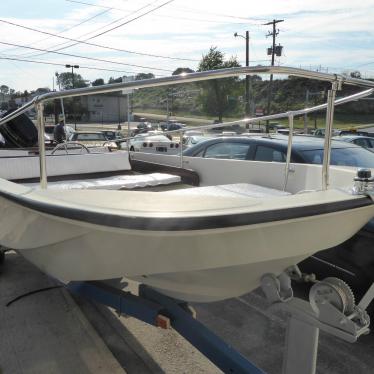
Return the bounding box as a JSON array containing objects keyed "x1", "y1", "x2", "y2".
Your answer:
[{"x1": 0, "y1": 66, "x2": 373, "y2": 189}]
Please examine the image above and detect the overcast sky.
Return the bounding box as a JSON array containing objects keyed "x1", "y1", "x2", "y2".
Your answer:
[{"x1": 0, "y1": 0, "x2": 373, "y2": 91}]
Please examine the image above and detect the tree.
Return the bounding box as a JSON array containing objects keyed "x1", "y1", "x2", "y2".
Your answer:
[
  {"x1": 108, "y1": 76, "x2": 123, "y2": 84},
  {"x1": 350, "y1": 71, "x2": 362, "y2": 79},
  {"x1": 0, "y1": 85, "x2": 9, "y2": 96},
  {"x1": 172, "y1": 67, "x2": 194, "y2": 75},
  {"x1": 197, "y1": 47, "x2": 241, "y2": 121},
  {"x1": 135, "y1": 73, "x2": 155, "y2": 80},
  {"x1": 56, "y1": 72, "x2": 89, "y2": 90},
  {"x1": 92, "y1": 78, "x2": 105, "y2": 86}
]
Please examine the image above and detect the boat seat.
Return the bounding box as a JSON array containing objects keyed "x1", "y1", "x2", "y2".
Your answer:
[
  {"x1": 162, "y1": 183, "x2": 291, "y2": 199},
  {"x1": 24, "y1": 173, "x2": 181, "y2": 190}
]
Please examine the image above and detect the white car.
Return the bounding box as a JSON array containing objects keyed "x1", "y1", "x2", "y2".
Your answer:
[
  {"x1": 182, "y1": 135, "x2": 210, "y2": 149},
  {"x1": 128, "y1": 133, "x2": 180, "y2": 154}
]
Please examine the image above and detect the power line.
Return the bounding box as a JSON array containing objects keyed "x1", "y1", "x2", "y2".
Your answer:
[
  {"x1": 0, "y1": 40, "x2": 173, "y2": 72},
  {"x1": 0, "y1": 55, "x2": 166, "y2": 76},
  {"x1": 67, "y1": 0, "x2": 265, "y2": 23},
  {"x1": 69, "y1": 0, "x2": 175, "y2": 42},
  {"x1": 173, "y1": 5, "x2": 267, "y2": 23},
  {"x1": 66, "y1": 0, "x2": 256, "y2": 25},
  {"x1": 0, "y1": 19, "x2": 198, "y2": 62},
  {"x1": 66, "y1": 0, "x2": 122, "y2": 11},
  {"x1": 0, "y1": 9, "x2": 110, "y2": 55},
  {"x1": 19, "y1": 0, "x2": 172, "y2": 59}
]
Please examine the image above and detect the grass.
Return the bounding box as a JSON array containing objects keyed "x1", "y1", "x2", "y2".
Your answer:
[{"x1": 133, "y1": 108, "x2": 374, "y2": 130}]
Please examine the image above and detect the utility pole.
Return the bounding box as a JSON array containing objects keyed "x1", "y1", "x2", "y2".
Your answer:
[
  {"x1": 234, "y1": 30, "x2": 251, "y2": 116},
  {"x1": 66, "y1": 64, "x2": 79, "y2": 129},
  {"x1": 303, "y1": 89, "x2": 310, "y2": 134},
  {"x1": 264, "y1": 19, "x2": 284, "y2": 132}
]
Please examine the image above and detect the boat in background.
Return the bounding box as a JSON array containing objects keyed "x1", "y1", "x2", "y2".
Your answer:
[
  {"x1": 0, "y1": 109, "x2": 133, "y2": 183},
  {"x1": 0, "y1": 66, "x2": 374, "y2": 302}
]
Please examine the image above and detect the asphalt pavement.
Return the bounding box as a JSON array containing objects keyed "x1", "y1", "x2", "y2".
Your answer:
[{"x1": 2, "y1": 252, "x2": 374, "y2": 374}]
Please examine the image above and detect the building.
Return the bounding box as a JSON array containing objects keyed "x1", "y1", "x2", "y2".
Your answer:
[{"x1": 80, "y1": 94, "x2": 128, "y2": 123}]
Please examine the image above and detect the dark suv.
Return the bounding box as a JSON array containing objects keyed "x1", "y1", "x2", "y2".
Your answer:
[
  {"x1": 161, "y1": 122, "x2": 186, "y2": 132},
  {"x1": 183, "y1": 135, "x2": 374, "y2": 168}
]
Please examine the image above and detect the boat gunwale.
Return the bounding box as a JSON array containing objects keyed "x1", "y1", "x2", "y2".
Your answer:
[{"x1": 0, "y1": 187, "x2": 371, "y2": 231}]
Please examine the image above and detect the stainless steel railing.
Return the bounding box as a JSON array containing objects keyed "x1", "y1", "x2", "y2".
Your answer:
[
  {"x1": 0, "y1": 65, "x2": 373, "y2": 190},
  {"x1": 118, "y1": 87, "x2": 374, "y2": 191}
]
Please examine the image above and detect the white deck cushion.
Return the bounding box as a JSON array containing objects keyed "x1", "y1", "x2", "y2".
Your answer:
[
  {"x1": 25, "y1": 173, "x2": 181, "y2": 190},
  {"x1": 162, "y1": 183, "x2": 291, "y2": 199}
]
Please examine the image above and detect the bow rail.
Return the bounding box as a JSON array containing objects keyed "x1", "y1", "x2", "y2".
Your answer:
[{"x1": 0, "y1": 65, "x2": 373, "y2": 190}]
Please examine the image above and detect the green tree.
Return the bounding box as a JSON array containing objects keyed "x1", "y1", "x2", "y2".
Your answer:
[
  {"x1": 172, "y1": 67, "x2": 194, "y2": 75},
  {"x1": 350, "y1": 71, "x2": 362, "y2": 79},
  {"x1": 56, "y1": 72, "x2": 88, "y2": 90},
  {"x1": 92, "y1": 78, "x2": 105, "y2": 86},
  {"x1": 108, "y1": 76, "x2": 123, "y2": 84},
  {"x1": 197, "y1": 47, "x2": 241, "y2": 121},
  {"x1": 0, "y1": 85, "x2": 9, "y2": 104},
  {"x1": 0, "y1": 85, "x2": 9, "y2": 96},
  {"x1": 135, "y1": 73, "x2": 155, "y2": 80}
]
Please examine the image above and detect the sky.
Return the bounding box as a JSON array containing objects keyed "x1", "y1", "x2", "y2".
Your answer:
[{"x1": 0, "y1": 0, "x2": 373, "y2": 91}]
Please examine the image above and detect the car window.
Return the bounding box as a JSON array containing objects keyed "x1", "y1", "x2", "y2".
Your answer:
[
  {"x1": 204, "y1": 142, "x2": 251, "y2": 160},
  {"x1": 193, "y1": 148, "x2": 205, "y2": 157},
  {"x1": 300, "y1": 147, "x2": 374, "y2": 168},
  {"x1": 368, "y1": 139, "x2": 374, "y2": 148},
  {"x1": 254, "y1": 145, "x2": 286, "y2": 162},
  {"x1": 353, "y1": 138, "x2": 370, "y2": 148},
  {"x1": 45, "y1": 126, "x2": 55, "y2": 134},
  {"x1": 76, "y1": 133, "x2": 106, "y2": 141}
]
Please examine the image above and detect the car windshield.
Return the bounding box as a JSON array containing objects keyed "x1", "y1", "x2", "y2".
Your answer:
[
  {"x1": 143, "y1": 135, "x2": 170, "y2": 142},
  {"x1": 300, "y1": 147, "x2": 374, "y2": 168},
  {"x1": 76, "y1": 133, "x2": 106, "y2": 141},
  {"x1": 190, "y1": 136, "x2": 207, "y2": 144}
]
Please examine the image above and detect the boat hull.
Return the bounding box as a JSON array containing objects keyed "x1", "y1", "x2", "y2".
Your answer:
[{"x1": 2, "y1": 194, "x2": 372, "y2": 302}]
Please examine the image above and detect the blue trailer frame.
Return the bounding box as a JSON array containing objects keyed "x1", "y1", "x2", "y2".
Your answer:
[{"x1": 68, "y1": 281, "x2": 265, "y2": 374}]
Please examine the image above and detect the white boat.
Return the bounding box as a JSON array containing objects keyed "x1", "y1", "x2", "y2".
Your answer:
[
  {"x1": 0, "y1": 147, "x2": 131, "y2": 182},
  {"x1": 0, "y1": 66, "x2": 374, "y2": 303}
]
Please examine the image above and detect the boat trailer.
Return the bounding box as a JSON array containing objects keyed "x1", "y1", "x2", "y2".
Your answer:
[{"x1": 67, "y1": 268, "x2": 374, "y2": 374}]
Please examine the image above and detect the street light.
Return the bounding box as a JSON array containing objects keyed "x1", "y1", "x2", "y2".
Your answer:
[
  {"x1": 65, "y1": 64, "x2": 79, "y2": 128},
  {"x1": 65, "y1": 64, "x2": 79, "y2": 89},
  {"x1": 234, "y1": 31, "x2": 251, "y2": 116}
]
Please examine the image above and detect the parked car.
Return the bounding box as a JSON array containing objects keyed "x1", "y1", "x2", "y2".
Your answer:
[
  {"x1": 334, "y1": 135, "x2": 374, "y2": 150},
  {"x1": 128, "y1": 132, "x2": 180, "y2": 154},
  {"x1": 69, "y1": 131, "x2": 117, "y2": 149},
  {"x1": 100, "y1": 130, "x2": 122, "y2": 140},
  {"x1": 183, "y1": 135, "x2": 374, "y2": 167},
  {"x1": 314, "y1": 128, "x2": 373, "y2": 137},
  {"x1": 313, "y1": 128, "x2": 341, "y2": 137},
  {"x1": 182, "y1": 135, "x2": 210, "y2": 149},
  {"x1": 45, "y1": 124, "x2": 74, "y2": 144},
  {"x1": 160, "y1": 121, "x2": 186, "y2": 132},
  {"x1": 44, "y1": 125, "x2": 55, "y2": 144},
  {"x1": 131, "y1": 122, "x2": 154, "y2": 136},
  {"x1": 184, "y1": 134, "x2": 374, "y2": 299}
]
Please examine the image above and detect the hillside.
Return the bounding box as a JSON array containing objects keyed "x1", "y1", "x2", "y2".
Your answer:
[{"x1": 132, "y1": 76, "x2": 374, "y2": 128}]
